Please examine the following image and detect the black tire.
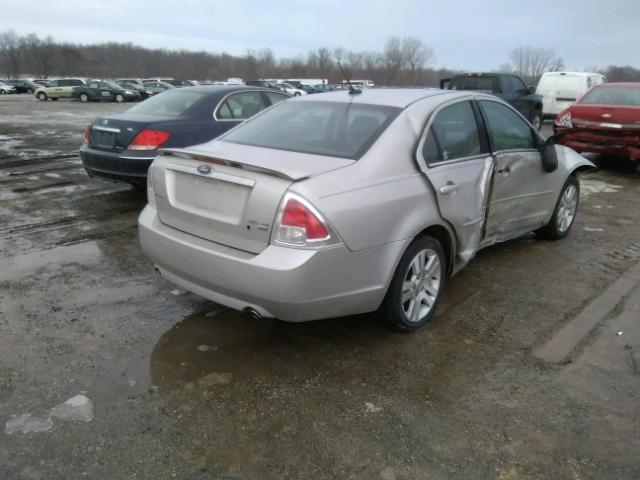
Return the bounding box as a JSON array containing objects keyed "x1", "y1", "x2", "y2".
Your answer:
[
  {"x1": 79, "y1": 93, "x2": 89, "y2": 103},
  {"x1": 531, "y1": 110, "x2": 543, "y2": 130},
  {"x1": 51, "y1": 97, "x2": 58, "y2": 101},
  {"x1": 294, "y1": 92, "x2": 301, "y2": 97},
  {"x1": 114, "y1": 94, "x2": 124, "y2": 103},
  {"x1": 382, "y1": 235, "x2": 446, "y2": 331},
  {"x1": 37, "y1": 92, "x2": 47, "y2": 101},
  {"x1": 536, "y1": 175, "x2": 580, "y2": 240},
  {"x1": 27, "y1": 88, "x2": 34, "y2": 94},
  {"x1": 0, "y1": 89, "x2": 6, "y2": 95}
]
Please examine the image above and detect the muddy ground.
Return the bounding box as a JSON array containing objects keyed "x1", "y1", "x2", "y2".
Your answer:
[{"x1": 0, "y1": 95, "x2": 639, "y2": 480}]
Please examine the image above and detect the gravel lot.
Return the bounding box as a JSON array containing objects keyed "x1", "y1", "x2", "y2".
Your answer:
[{"x1": 1, "y1": 95, "x2": 639, "y2": 480}]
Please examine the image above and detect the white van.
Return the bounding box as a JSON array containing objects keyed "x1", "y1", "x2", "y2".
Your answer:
[{"x1": 536, "y1": 71, "x2": 606, "y2": 118}]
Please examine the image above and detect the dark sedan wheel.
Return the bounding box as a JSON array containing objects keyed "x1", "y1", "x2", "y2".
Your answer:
[
  {"x1": 383, "y1": 235, "x2": 445, "y2": 331},
  {"x1": 115, "y1": 94, "x2": 124, "y2": 103},
  {"x1": 27, "y1": 88, "x2": 34, "y2": 94},
  {"x1": 0, "y1": 89, "x2": 6, "y2": 95},
  {"x1": 37, "y1": 92, "x2": 47, "y2": 101},
  {"x1": 536, "y1": 175, "x2": 579, "y2": 240},
  {"x1": 79, "y1": 93, "x2": 89, "y2": 103}
]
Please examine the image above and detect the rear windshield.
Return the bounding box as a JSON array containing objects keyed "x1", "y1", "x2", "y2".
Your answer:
[
  {"x1": 126, "y1": 90, "x2": 207, "y2": 117},
  {"x1": 449, "y1": 76, "x2": 499, "y2": 92},
  {"x1": 580, "y1": 86, "x2": 640, "y2": 107},
  {"x1": 221, "y1": 101, "x2": 401, "y2": 159}
]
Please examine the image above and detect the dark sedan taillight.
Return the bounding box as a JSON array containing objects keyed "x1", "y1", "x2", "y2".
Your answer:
[{"x1": 128, "y1": 129, "x2": 171, "y2": 150}]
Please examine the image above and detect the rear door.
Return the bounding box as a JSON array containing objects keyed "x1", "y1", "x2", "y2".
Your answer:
[
  {"x1": 478, "y1": 99, "x2": 557, "y2": 241},
  {"x1": 98, "y1": 82, "x2": 115, "y2": 101},
  {"x1": 416, "y1": 98, "x2": 494, "y2": 263}
]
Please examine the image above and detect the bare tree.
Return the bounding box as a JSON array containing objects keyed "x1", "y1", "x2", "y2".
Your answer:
[
  {"x1": 509, "y1": 46, "x2": 563, "y2": 83},
  {"x1": 382, "y1": 37, "x2": 406, "y2": 85},
  {"x1": 402, "y1": 37, "x2": 435, "y2": 83},
  {"x1": 0, "y1": 30, "x2": 22, "y2": 77}
]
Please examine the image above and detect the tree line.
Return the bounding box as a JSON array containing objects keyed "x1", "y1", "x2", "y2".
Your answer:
[{"x1": 1, "y1": 30, "x2": 639, "y2": 86}]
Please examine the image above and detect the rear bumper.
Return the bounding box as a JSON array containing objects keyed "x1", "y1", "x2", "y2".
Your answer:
[
  {"x1": 555, "y1": 128, "x2": 640, "y2": 160},
  {"x1": 138, "y1": 205, "x2": 407, "y2": 322},
  {"x1": 80, "y1": 145, "x2": 156, "y2": 183}
]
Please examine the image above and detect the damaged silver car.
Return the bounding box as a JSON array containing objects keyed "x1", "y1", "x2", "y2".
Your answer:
[{"x1": 139, "y1": 89, "x2": 593, "y2": 330}]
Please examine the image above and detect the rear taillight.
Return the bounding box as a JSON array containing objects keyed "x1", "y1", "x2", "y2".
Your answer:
[
  {"x1": 555, "y1": 110, "x2": 572, "y2": 128},
  {"x1": 272, "y1": 193, "x2": 340, "y2": 248},
  {"x1": 128, "y1": 129, "x2": 171, "y2": 150},
  {"x1": 82, "y1": 125, "x2": 91, "y2": 144}
]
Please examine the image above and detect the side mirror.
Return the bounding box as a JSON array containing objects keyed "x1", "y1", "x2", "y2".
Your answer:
[{"x1": 540, "y1": 136, "x2": 559, "y2": 173}]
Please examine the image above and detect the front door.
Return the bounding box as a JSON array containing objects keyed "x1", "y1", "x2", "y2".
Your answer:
[
  {"x1": 478, "y1": 99, "x2": 557, "y2": 243},
  {"x1": 417, "y1": 98, "x2": 494, "y2": 263}
]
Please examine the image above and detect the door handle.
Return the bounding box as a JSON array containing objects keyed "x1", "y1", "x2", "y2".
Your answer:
[{"x1": 439, "y1": 182, "x2": 459, "y2": 195}]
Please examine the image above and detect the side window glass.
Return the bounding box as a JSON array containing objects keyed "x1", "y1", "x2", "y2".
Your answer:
[
  {"x1": 88, "y1": 82, "x2": 99, "y2": 89},
  {"x1": 422, "y1": 101, "x2": 483, "y2": 163},
  {"x1": 216, "y1": 101, "x2": 233, "y2": 120},
  {"x1": 265, "y1": 92, "x2": 288, "y2": 105},
  {"x1": 59, "y1": 80, "x2": 69, "y2": 87},
  {"x1": 511, "y1": 76, "x2": 527, "y2": 93},
  {"x1": 217, "y1": 92, "x2": 267, "y2": 120},
  {"x1": 48, "y1": 80, "x2": 58, "y2": 87},
  {"x1": 481, "y1": 101, "x2": 537, "y2": 151}
]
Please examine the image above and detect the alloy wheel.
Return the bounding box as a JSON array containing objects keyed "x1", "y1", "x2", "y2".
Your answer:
[
  {"x1": 557, "y1": 184, "x2": 578, "y2": 233},
  {"x1": 401, "y1": 248, "x2": 442, "y2": 323}
]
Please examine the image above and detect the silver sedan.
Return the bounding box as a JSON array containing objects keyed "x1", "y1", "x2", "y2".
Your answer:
[{"x1": 139, "y1": 89, "x2": 593, "y2": 330}]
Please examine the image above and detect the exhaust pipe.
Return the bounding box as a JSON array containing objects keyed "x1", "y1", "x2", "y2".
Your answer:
[{"x1": 244, "y1": 308, "x2": 262, "y2": 320}]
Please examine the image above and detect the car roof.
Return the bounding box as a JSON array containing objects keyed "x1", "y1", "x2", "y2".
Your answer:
[
  {"x1": 292, "y1": 88, "x2": 465, "y2": 108},
  {"x1": 161, "y1": 85, "x2": 284, "y2": 95},
  {"x1": 594, "y1": 82, "x2": 640, "y2": 88},
  {"x1": 541, "y1": 71, "x2": 604, "y2": 77}
]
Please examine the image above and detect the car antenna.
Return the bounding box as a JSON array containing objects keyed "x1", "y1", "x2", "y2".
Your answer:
[{"x1": 337, "y1": 61, "x2": 361, "y2": 95}]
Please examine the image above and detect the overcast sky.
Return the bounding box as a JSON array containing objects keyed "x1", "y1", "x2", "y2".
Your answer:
[{"x1": 3, "y1": 0, "x2": 639, "y2": 70}]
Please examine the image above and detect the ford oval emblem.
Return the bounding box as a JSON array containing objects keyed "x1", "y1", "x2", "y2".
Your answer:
[{"x1": 197, "y1": 165, "x2": 211, "y2": 175}]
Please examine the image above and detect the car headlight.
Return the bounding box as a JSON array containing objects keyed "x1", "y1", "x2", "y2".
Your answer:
[
  {"x1": 124, "y1": 90, "x2": 133, "y2": 95},
  {"x1": 555, "y1": 111, "x2": 572, "y2": 128}
]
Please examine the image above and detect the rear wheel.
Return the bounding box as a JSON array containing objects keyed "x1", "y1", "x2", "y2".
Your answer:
[
  {"x1": 79, "y1": 93, "x2": 89, "y2": 103},
  {"x1": 536, "y1": 175, "x2": 579, "y2": 240},
  {"x1": 114, "y1": 93, "x2": 124, "y2": 103},
  {"x1": 37, "y1": 92, "x2": 47, "y2": 101},
  {"x1": 0, "y1": 89, "x2": 6, "y2": 95},
  {"x1": 382, "y1": 236, "x2": 446, "y2": 331}
]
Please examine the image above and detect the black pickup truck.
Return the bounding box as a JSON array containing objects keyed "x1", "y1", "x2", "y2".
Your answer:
[{"x1": 440, "y1": 73, "x2": 543, "y2": 130}]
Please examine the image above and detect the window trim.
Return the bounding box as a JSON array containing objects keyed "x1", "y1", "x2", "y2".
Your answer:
[
  {"x1": 416, "y1": 96, "x2": 490, "y2": 169},
  {"x1": 212, "y1": 89, "x2": 276, "y2": 122},
  {"x1": 475, "y1": 96, "x2": 543, "y2": 154}
]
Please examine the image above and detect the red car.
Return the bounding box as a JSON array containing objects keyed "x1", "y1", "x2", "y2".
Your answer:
[{"x1": 554, "y1": 82, "x2": 640, "y2": 160}]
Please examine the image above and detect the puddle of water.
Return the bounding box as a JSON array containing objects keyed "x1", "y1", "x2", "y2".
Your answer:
[
  {"x1": 581, "y1": 179, "x2": 623, "y2": 196},
  {"x1": 149, "y1": 308, "x2": 396, "y2": 393},
  {"x1": 0, "y1": 240, "x2": 102, "y2": 281}
]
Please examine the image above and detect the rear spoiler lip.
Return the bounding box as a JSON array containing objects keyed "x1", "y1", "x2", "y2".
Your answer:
[{"x1": 158, "y1": 147, "x2": 300, "y2": 181}]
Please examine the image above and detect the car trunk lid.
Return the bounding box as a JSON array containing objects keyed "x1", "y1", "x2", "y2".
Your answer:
[
  {"x1": 150, "y1": 141, "x2": 354, "y2": 253},
  {"x1": 89, "y1": 114, "x2": 171, "y2": 152}
]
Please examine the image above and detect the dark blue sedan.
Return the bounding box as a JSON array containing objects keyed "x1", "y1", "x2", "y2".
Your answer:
[{"x1": 80, "y1": 85, "x2": 289, "y2": 184}]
